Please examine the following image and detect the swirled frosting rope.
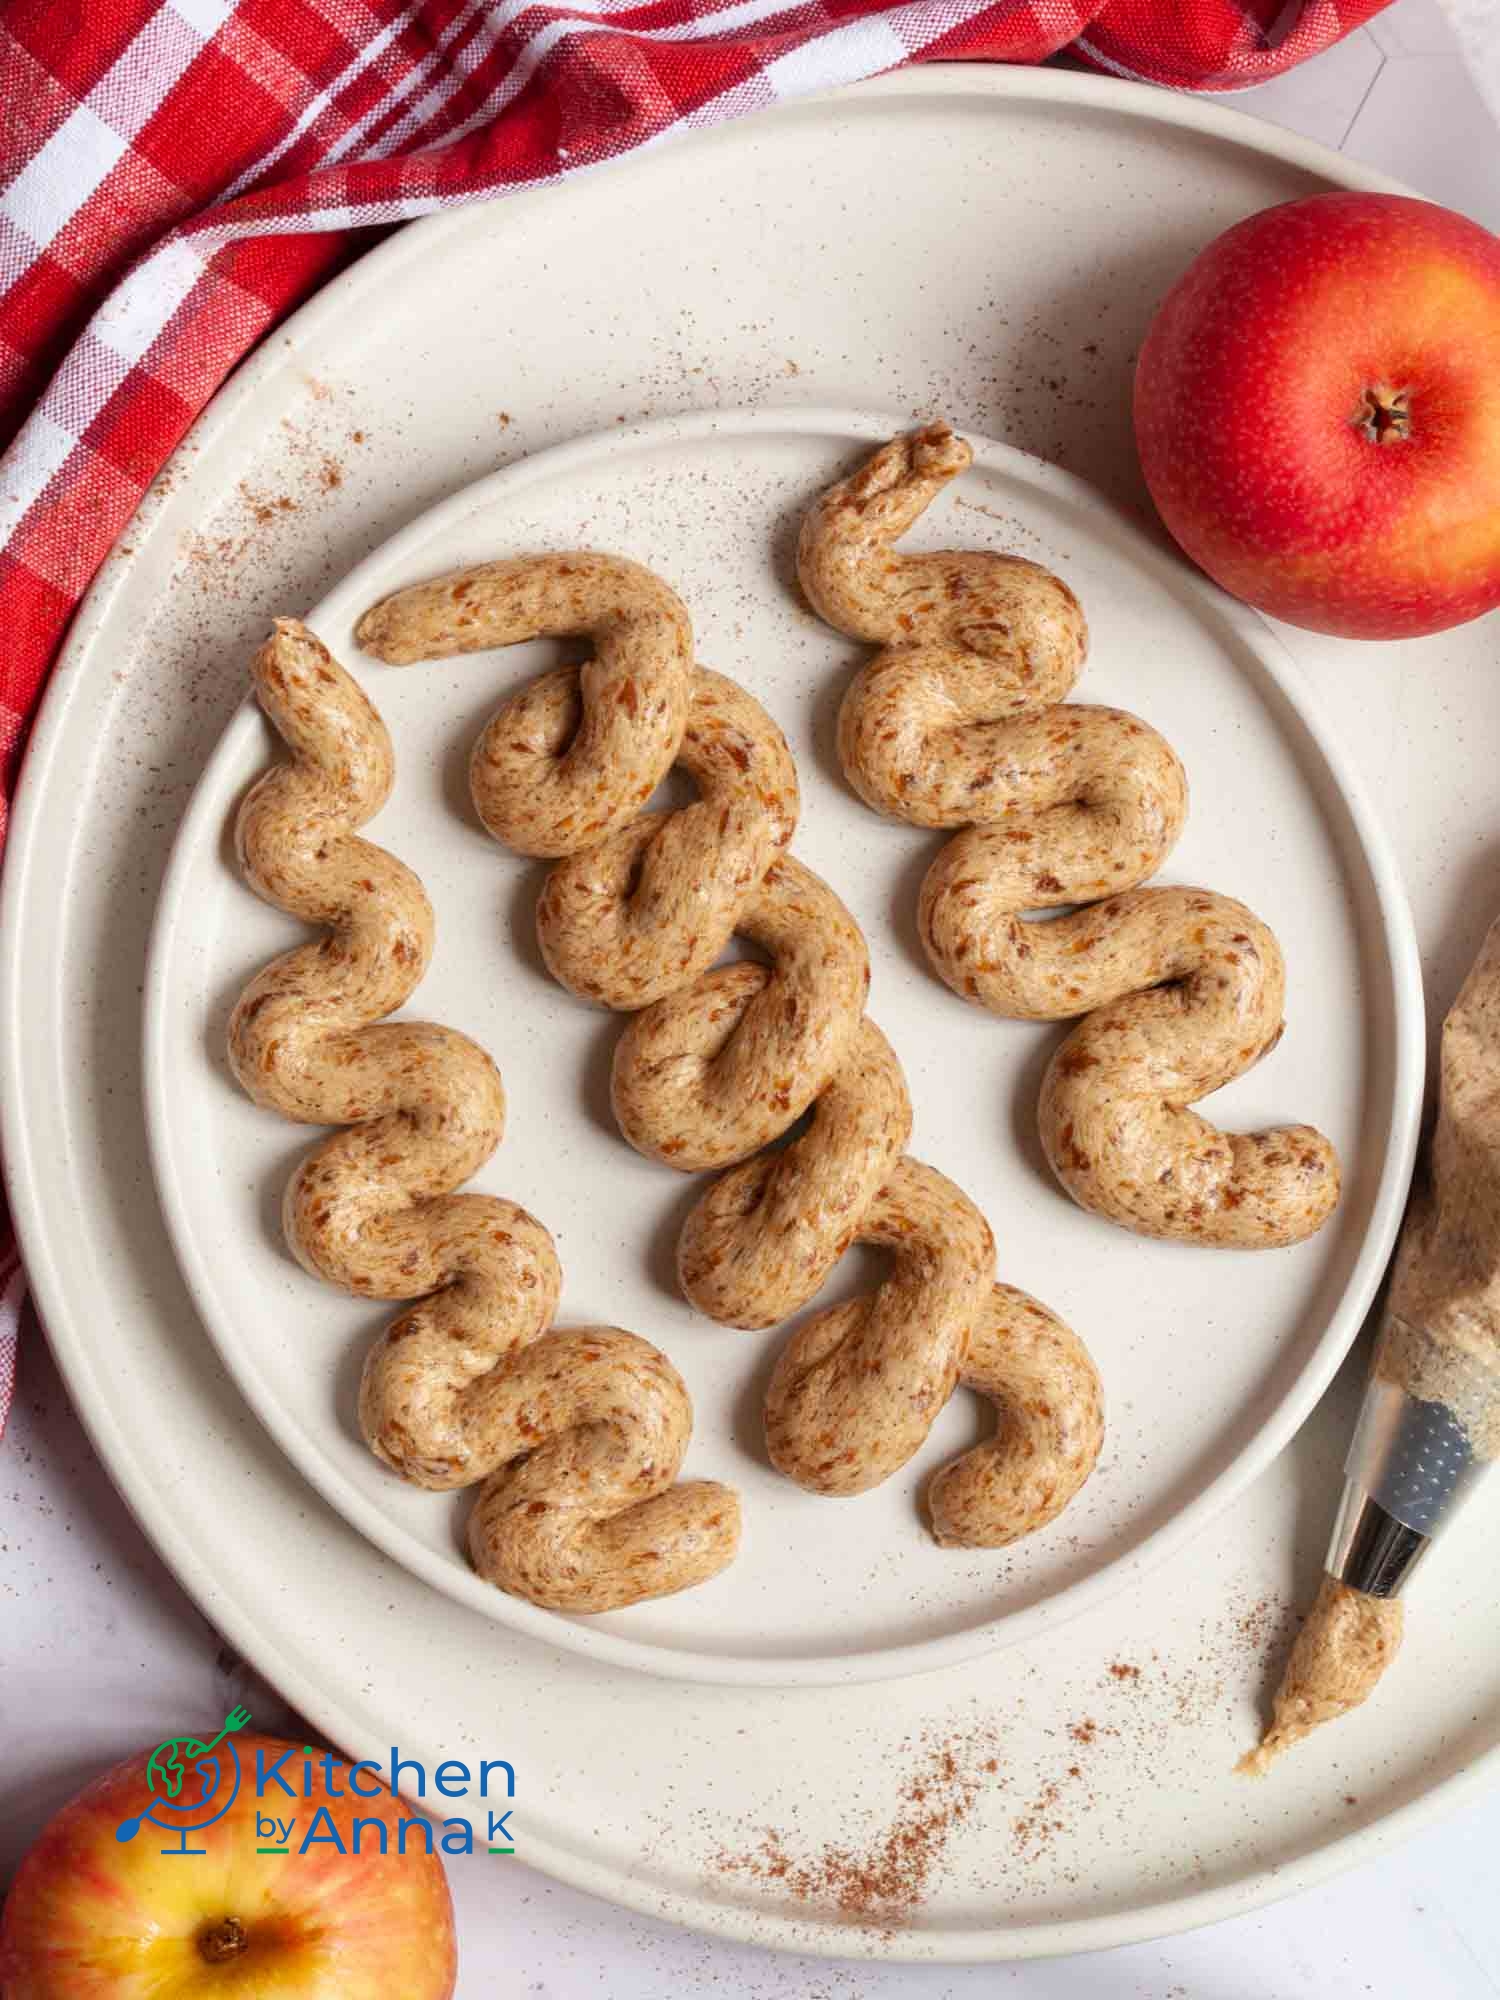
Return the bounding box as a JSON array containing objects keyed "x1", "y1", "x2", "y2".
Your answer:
[
  {"x1": 228, "y1": 617, "x2": 740, "y2": 1612},
  {"x1": 358, "y1": 560, "x2": 1104, "y2": 1548},
  {"x1": 799, "y1": 424, "x2": 1341, "y2": 1250}
]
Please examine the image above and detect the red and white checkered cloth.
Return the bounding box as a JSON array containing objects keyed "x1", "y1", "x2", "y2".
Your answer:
[{"x1": 0, "y1": 0, "x2": 1387, "y2": 1437}]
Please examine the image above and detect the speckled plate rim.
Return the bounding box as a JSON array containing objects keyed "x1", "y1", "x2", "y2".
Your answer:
[
  {"x1": 142, "y1": 401, "x2": 1423, "y2": 1691},
  {"x1": 7, "y1": 64, "x2": 1493, "y2": 1960}
]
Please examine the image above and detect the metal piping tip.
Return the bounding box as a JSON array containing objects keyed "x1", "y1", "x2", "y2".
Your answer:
[
  {"x1": 1327, "y1": 1352, "x2": 1492, "y2": 1599},
  {"x1": 1327, "y1": 1480, "x2": 1432, "y2": 1598}
]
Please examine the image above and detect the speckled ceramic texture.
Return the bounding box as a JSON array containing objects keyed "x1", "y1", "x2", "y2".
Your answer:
[
  {"x1": 4, "y1": 67, "x2": 1495, "y2": 1960},
  {"x1": 144, "y1": 407, "x2": 1416, "y2": 1687}
]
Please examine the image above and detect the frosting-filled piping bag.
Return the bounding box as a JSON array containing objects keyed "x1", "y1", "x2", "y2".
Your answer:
[{"x1": 1243, "y1": 913, "x2": 1500, "y2": 1774}]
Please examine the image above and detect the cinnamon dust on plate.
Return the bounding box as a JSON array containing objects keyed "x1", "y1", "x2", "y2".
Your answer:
[
  {"x1": 178, "y1": 413, "x2": 362, "y2": 588},
  {"x1": 709, "y1": 1586, "x2": 1300, "y2": 1928},
  {"x1": 712, "y1": 1727, "x2": 1003, "y2": 1928}
]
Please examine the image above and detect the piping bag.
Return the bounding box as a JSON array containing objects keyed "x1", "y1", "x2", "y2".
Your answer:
[{"x1": 1242, "y1": 912, "x2": 1500, "y2": 1774}]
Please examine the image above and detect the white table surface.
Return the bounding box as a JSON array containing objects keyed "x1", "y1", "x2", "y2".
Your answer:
[{"x1": 4, "y1": 2, "x2": 1499, "y2": 1992}]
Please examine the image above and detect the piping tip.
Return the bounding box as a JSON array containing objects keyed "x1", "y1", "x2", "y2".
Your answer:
[{"x1": 1327, "y1": 1480, "x2": 1432, "y2": 1598}]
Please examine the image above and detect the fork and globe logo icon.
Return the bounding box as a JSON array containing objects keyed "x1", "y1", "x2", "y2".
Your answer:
[{"x1": 115, "y1": 1705, "x2": 251, "y2": 1854}]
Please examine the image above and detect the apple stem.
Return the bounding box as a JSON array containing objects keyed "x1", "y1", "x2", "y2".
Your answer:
[
  {"x1": 198, "y1": 1915, "x2": 249, "y2": 1965},
  {"x1": 1355, "y1": 385, "x2": 1411, "y2": 444}
]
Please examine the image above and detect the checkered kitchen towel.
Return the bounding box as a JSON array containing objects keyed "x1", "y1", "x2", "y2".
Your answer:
[{"x1": 0, "y1": 0, "x2": 1388, "y2": 1435}]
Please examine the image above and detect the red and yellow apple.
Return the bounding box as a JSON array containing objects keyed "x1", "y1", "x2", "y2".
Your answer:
[
  {"x1": 0, "y1": 1735, "x2": 457, "y2": 1998},
  {"x1": 1134, "y1": 192, "x2": 1500, "y2": 639}
]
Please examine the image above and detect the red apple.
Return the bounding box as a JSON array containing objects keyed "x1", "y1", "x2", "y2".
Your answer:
[
  {"x1": 0, "y1": 1734, "x2": 457, "y2": 1998},
  {"x1": 1134, "y1": 192, "x2": 1500, "y2": 639}
]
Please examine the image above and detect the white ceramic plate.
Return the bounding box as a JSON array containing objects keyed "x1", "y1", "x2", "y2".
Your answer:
[
  {"x1": 7, "y1": 67, "x2": 1497, "y2": 1959},
  {"x1": 144, "y1": 406, "x2": 1419, "y2": 1688}
]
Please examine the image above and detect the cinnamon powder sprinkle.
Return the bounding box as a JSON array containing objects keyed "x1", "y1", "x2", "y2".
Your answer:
[
  {"x1": 712, "y1": 1729, "x2": 1003, "y2": 1928},
  {"x1": 709, "y1": 1592, "x2": 1298, "y2": 1923},
  {"x1": 178, "y1": 418, "x2": 358, "y2": 588},
  {"x1": 239, "y1": 482, "x2": 298, "y2": 526}
]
